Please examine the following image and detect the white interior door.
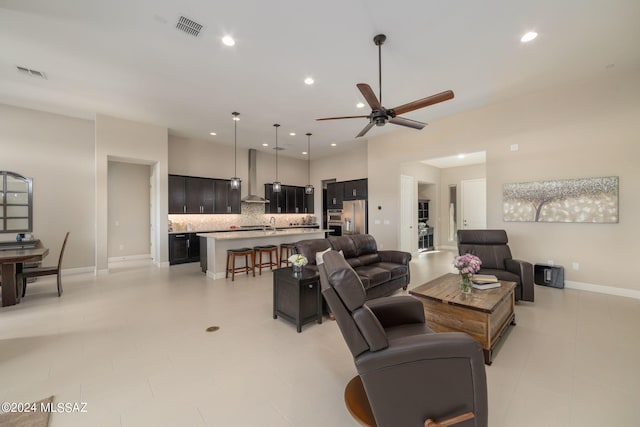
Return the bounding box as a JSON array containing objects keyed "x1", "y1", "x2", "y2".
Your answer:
[
  {"x1": 400, "y1": 175, "x2": 416, "y2": 252},
  {"x1": 149, "y1": 170, "x2": 155, "y2": 262},
  {"x1": 461, "y1": 178, "x2": 486, "y2": 229}
]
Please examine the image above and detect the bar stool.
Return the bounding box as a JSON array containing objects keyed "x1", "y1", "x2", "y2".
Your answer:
[
  {"x1": 279, "y1": 243, "x2": 296, "y2": 267},
  {"x1": 226, "y1": 248, "x2": 255, "y2": 281},
  {"x1": 253, "y1": 245, "x2": 279, "y2": 275}
]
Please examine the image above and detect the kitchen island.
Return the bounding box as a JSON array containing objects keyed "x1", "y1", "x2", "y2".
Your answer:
[{"x1": 198, "y1": 229, "x2": 331, "y2": 279}]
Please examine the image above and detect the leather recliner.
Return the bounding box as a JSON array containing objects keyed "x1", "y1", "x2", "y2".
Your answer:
[
  {"x1": 457, "y1": 229, "x2": 534, "y2": 302},
  {"x1": 319, "y1": 250, "x2": 488, "y2": 427}
]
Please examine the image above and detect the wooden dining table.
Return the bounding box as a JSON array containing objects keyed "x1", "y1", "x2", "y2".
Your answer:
[{"x1": 0, "y1": 245, "x2": 49, "y2": 307}]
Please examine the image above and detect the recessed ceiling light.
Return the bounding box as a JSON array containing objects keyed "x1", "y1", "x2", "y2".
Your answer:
[
  {"x1": 356, "y1": 102, "x2": 365, "y2": 108},
  {"x1": 304, "y1": 77, "x2": 314, "y2": 85},
  {"x1": 222, "y1": 35, "x2": 235, "y2": 46},
  {"x1": 520, "y1": 31, "x2": 538, "y2": 43},
  {"x1": 262, "y1": 143, "x2": 269, "y2": 147},
  {"x1": 289, "y1": 132, "x2": 296, "y2": 136},
  {"x1": 209, "y1": 132, "x2": 217, "y2": 136},
  {"x1": 331, "y1": 143, "x2": 337, "y2": 147},
  {"x1": 302, "y1": 151, "x2": 308, "y2": 155}
]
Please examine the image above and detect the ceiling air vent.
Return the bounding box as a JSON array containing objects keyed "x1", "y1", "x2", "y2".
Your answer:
[
  {"x1": 17, "y1": 66, "x2": 47, "y2": 79},
  {"x1": 176, "y1": 16, "x2": 204, "y2": 37},
  {"x1": 272, "y1": 146, "x2": 286, "y2": 151}
]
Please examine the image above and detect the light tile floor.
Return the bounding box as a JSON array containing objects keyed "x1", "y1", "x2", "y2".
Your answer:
[{"x1": 1, "y1": 250, "x2": 639, "y2": 426}]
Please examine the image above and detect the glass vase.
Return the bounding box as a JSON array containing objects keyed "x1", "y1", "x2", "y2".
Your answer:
[
  {"x1": 460, "y1": 273, "x2": 473, "y2": 294},
  {"x1": 292, "y1": 264, "x2": 302, "y2": 278}
]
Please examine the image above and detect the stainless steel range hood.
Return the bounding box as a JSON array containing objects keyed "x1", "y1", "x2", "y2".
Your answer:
[{"x1": 241, "y1": 149, "x2": 269, "y2": 203}]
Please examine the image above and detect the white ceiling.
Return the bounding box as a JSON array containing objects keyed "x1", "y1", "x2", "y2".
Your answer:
[{"x1": 1, "y1": 0, "x2": 639, "y2": 160}]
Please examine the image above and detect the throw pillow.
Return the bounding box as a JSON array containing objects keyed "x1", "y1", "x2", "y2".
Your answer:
[{"x1": 316, "y1": 248, "x2": 343, "y2": 265}]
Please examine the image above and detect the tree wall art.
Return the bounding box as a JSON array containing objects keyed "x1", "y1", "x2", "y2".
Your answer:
[{"x1": 503, "y1": 176, "x2": 619, "y2": 223}]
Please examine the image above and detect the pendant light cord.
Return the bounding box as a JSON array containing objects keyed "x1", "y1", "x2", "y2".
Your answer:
[
  {"x1": 234, "y1": 114, "x2": 237, "y2": 177},
  {"x1": 306, "y1": 133, "x2": 311, "y2": 185},
  {"x1": 274, "y1": 124, "x2": 280, "y2": 181}
]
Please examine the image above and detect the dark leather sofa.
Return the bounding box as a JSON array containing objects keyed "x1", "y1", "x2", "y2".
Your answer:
[
  {"x1": 457, "y1": 229, "x2": 534, "y2": 302},
  {"x1": 294, "y1": 234, "x2": 411, "y2": 299},
  {"x1": 319, "y1": 250, "x2": 488, "y2": 427}
]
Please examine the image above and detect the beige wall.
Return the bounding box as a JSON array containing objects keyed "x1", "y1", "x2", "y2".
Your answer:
[
  {"x1": 366, "y1": 69, "x2": 640, "y2": 293},
  {"x1": 0, "y1": 104, "x2": 95, "y2": 270},
  {"x1": 107, "y1": 161, "x2": 151, "y2": 258},
  {"x1": 95, "y1": 114, "x2": 168, "y2": 272}
]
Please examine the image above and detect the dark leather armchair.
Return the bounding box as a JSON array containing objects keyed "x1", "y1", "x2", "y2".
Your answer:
[
  {"x1": 319, "y1": 250, "x2": 488, "y2": 427},
  {"x1": 457, "y1": 229, "x2": 534, "y2": 302}
]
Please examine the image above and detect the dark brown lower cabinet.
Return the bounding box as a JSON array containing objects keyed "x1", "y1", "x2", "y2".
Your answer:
[{"x1": 169, "y1": 233, "x2": 200, "y2": 265}]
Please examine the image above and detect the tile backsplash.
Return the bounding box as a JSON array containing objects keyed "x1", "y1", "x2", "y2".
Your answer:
[{"x1": 169, "y1": 202, "x2": 317, "y2": 232}]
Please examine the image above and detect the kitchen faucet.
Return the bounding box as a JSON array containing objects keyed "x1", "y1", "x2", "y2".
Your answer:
[{"x1": 269, "y1": 216, "x2": 276, "y2": 231}]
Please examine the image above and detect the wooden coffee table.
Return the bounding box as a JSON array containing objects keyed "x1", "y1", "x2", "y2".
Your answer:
[{"x1": 409, "y1": 273, "x2": 516, "y2": 365}]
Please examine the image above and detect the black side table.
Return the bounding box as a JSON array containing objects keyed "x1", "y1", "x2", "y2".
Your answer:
[{"x1": 273, "y1": 267, "x2": 322, "y2": 332}]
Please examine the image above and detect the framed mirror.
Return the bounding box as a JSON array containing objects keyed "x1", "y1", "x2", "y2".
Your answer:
[{"x1": 1, "y1": 171, "x2": 33, "y2": 233}]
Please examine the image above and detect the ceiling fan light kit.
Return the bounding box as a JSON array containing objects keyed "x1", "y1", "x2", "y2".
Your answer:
[{"x1": 317, "y1": 34, "x2": 455, "y2": 138}]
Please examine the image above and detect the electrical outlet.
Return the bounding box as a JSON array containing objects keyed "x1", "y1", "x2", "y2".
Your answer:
[
  {"x1": 383, "y1": 220, "x2": 390, "y2": 225},
  {"x1": 510, "y1": 144, "x2": 519, "y2": 151},
  {"x1": 379, "y1": 243, "x2": 384, "y2": 249},
  {"x1": 374, "y1": 219, "x2": 381, "y2": 225},
  {"x1": 547, "y1": 260, "x2": 554, "y2": 266},
  {"x1": 572, "y1": 261, "x2": 580, "y2": 270}
]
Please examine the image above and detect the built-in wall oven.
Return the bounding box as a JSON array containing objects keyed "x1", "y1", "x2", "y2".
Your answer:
[{"x1": 327, "y1": 209, "x2": 343, "y2": 236}]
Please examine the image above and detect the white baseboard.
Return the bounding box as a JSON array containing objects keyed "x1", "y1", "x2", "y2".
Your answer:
[
  {"x1": 61, "y1": 266, "x2": 95, "y2": 276},
  {"x1": 108, "y1": 254, "x2": 152, "y2": 263},
  {"x1": 156, "y1": 261, "x2": 170, "y2": 268},
  {"x1": 565, "y1": 280, "x2": 640, "y2": 300}
]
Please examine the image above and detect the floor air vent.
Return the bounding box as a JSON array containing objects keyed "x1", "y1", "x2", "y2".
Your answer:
[
  {"x1": 176, "y1": 16, "x2": 203, "y2": 37},
  {"x1": 17, "y1": 66, "x2": 47, "y2": 79}
]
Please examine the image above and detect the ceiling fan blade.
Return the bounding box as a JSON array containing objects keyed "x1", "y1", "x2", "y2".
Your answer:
[
  {"x1": 356, "y1": 122, "x2": 374, "y2": 138},
  {"x1": 357, "y1": 83, "x2": 382, "y2": 110},
  {"x1": 316, "y1": 115, "x2": 369, "y2": 121},
  {"x1": 389, "y1": 116, "x2": 427, "y2": 130},
  {"x1": 390, "y1": 90, "x2": 454, "y2": 116}
]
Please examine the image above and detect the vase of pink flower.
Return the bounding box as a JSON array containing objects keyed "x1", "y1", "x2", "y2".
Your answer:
[{"x1": 453, "y1": 253, "x2": 482, "y2": 294}]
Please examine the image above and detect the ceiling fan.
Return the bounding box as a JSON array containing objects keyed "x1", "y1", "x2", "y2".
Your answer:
[{"x1": 316, "y1": 34, "x2": 454, "y2": 138}]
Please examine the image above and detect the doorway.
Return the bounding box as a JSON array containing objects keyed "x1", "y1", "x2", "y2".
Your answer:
[
  {"x1": 107, "y1": 161, "x2": 152, "y2": 265},
  {"x1": 461, "y1": 178, "x2": 487, "y2": 229}
]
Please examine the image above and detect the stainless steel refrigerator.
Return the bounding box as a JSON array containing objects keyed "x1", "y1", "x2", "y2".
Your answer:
[{"x1": 342, "y1": 200, "x2": 367, "y2": 235}]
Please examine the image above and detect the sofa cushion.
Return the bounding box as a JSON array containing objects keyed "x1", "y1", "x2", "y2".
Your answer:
[
  {"x1": 354, "y1": 265, "x2": 391, "y2": 288},
  {"x1": 375, "y1": 262, "x2": 408, "y2": 279},
  {"x1": 354, "y1": 253, "x2": 381, "y2": 267},
  {"x1": 328, "y1": 236, "x2": 358, "y2": 258},
  {"x1": 350, "y1": 234, "x2": 378, "y2": 256}
]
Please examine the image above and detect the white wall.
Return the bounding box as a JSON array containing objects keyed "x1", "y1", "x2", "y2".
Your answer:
[
  {"x1": 365, "y1": 69, "x2": 640, "y2": 292},
  {"x1": 0, "y1": 104, "x2": 95, "y2": 270}
]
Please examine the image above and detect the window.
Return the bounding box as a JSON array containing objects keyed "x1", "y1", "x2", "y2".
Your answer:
[{"x1": 0, "y1": 171, "x2": 33, "y2": 233}]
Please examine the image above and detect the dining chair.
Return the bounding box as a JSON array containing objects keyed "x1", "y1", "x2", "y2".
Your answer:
[{"x1": 20, "y1": 232, "x2": 69, "y2": 297}]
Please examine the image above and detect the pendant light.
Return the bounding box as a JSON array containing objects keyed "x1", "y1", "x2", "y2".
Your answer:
[
  {"x1": 305, "y1": 133, "x2": 314, "y2": 194},
  {"x1": 272, "y1": 124, "x2": 281, "y2": 192},
  {"x1": 230, "y1": 112, "x2": 241, "y2": 190}
]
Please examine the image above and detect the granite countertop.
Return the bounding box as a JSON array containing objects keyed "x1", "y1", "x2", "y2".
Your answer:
[
  {"x1": 169, "y1": 224, "x2": 320, "y2": 234},
  {"x1": 197, "y1": 228, "x2": 331, "y2": 240}
]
